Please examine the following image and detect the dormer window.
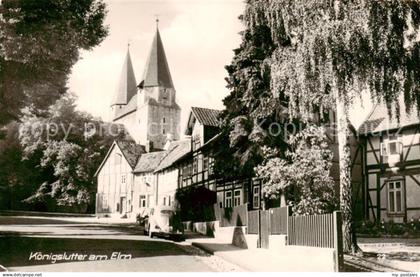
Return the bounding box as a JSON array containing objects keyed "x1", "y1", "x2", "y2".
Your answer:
[
  {"x1": 381, "y1": 137, "x2": 403, "y2": 167},
  {"x1": 380, "y1": 138, "x2": 403, "y2": 157}
]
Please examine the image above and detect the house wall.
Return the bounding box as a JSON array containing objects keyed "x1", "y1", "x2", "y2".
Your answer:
[
  {"x1": 192, "y1": 120, "x2": 204, "y2": 147},
  {"x1": 157, "y1": 168, "x2": 179, "y2": 207},
  {"x1": 96, "y1": 145, "x2": 133, "y2": 215},
  {"x1": 132, "y1": 172, "x2": 157, "y2": 216},
  {"x1": 364, "y1": 127, "x2": 420, "y2": 222}
]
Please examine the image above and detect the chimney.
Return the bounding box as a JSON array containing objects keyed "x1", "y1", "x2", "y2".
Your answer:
[{"x1": 145, "y1": 140, "x2": 154, "y2": 153}]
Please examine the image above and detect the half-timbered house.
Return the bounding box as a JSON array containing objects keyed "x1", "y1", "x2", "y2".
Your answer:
[
  {"x1": 359, "y1": 104, "x2": 420, "y2": 223},
  {"x1": 95, "y1": 140, "x2": 145, "y2": 216},
  {"x1": 176, "y1": 107, "x2": 264, "y2": 210},
  {"x1": 132, "y1": 150, "x2": 167, "y2": 216}
]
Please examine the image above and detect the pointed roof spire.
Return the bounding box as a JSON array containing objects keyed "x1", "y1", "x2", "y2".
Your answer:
[
  {"x1": 155, "y1": 15, "x2": 159, "y2": 29},
  {"x1": 141, "y1": 24, "x2": 174, "y2": 89},
  {"x1": 111, "y1": 47, "x2": 137, "y2": 106}
]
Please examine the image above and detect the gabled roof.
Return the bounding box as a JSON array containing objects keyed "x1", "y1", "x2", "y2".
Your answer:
[
  {"x1": 155, "y1": 140, "x2": 191, "y2": 172},
  {"x1": 141, "y1": 28, "x2": 174, "y2": 89},
  {"x1": 185, "y1": 107, "x2": 222, "y2": 135},
  {"x1": 94, "y1": 139, "x2": 144, "y2": 177},
  {"x1": 111, "y1": 49, "x2": 137, "y2": 106},
  {"x1": 133, "y1": 151, "x2": 167, "y2": 173},
  {"x1": 358, "y1": 103, "x2": 420, "y2": 135},
  {"x1": 115, "y1": 140, "x2": 145, "y2": 168}
]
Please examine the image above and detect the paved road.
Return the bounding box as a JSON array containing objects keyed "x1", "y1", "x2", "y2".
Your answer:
[{"x1": 0, "y1": 216, "x2": 226, "y2": 272}]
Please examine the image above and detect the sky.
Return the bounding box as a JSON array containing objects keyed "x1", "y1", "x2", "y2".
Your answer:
[
  {"x1": 68, "y1": 0, "x2": 372, "y2": 132},
  {"x1": 68, "y1": 0, "x2": 245, "y2": 133}
]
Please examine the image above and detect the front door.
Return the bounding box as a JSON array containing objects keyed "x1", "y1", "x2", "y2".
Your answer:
[{"x1": 120, "y1": 197, "x2": 126, "y2": 214}]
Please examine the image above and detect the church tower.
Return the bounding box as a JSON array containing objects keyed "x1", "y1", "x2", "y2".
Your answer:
[
  {"x1": 110, "y1": 48, "x2": 137, "y2": 119},
  {"x1": 135, "y1": 24, "x2": 181, "y2": 150},
  {"x1": 110, "y1": 23, "x2": 181, "y2": 150}
]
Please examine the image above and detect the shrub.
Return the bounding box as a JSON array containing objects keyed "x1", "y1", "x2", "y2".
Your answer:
[{"x1": 356, "y1": 219, "x2": 420, "y2": 237}]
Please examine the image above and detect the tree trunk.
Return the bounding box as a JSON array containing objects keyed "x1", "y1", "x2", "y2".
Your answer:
[{"x1": 335, "y1": 95, "x2": 360, "y2": 254}]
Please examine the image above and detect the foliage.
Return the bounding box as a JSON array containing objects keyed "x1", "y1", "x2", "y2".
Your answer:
[
  {"x1": 18, "y1": 94, "x2": 125, "y2": 209},
  {"x1": 356, "y1": 219, "x2": 420, "y2": 238},
  {"x1": 243, "y1": 0, "x2": 419, "y2": 253},
  {"x1": 175, "y1": 186, "x2": 217, "y2": 222},
  {"x1": 0, "y1": 122, "x2": 52, "y2": 211},
  {"x1": 256, "y1": 125, "x2": 337, "y2": 215},
  {"x1": 213, "y1": 13, "x2": 292, "y2": 180},
  {"x1": 246, "y1": 0, "x2": 420, "y2": 119},
  {"x1": 0, "y1": 0, "x2": 108, "y2": 126}
]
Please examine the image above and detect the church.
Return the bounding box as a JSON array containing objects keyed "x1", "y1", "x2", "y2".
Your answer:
[
  {"x1": 94, "y1": 24, "x2": 186, "y2": 218},
  {"x1": 110, "y1": 26, "x2": 181, "y2": 150}
]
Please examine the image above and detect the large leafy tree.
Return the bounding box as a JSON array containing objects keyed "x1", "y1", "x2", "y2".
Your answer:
[
  {"x1": 0, "y1": 122, "x2": 52, "y2": 210},
  {"x1": 256, "y1": 125, "x2": 337, "y2": 216},
  {"x1": 18, "y1": 94, "x2": 126, "y2": 211},
  {"x1": 213, "y1": 14, "x2": 291, "y2": 180},
  {"x1": 0, "y1": 0, "x2": 108, "y2": 131},
  {"x1": 244, "y1": 0, "x2": 419, "y2": 254}
]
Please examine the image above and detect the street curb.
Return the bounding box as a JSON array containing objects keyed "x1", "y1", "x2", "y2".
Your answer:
[{"x1": 191, "y1": 242, "x2": 215, "y2": 255}]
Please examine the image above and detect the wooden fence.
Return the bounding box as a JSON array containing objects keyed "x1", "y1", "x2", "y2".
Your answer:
[
  {"x1": 288, "y1": 212, "x2": 334, "y2": 248},
  {"x1": 247, "y1": 207, "x2": 289, "y2": 235},
  {"x1": 247, "y1": 210, "x2": 259, "y2": 234},
  {"x1": 288, "y1": 211, "x2": 343, "y2": 271},
  {"x1": 270, "y1": 207, "x2": 288, "y2": 235}
]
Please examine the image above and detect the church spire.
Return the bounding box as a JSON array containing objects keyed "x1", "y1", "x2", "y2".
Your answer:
[
  {"x1": 111, "y1": 47, "x2": 137, "y2": 106},
  {"x1": 141, "y1": 25, "x2": 174, "y2": 89}
]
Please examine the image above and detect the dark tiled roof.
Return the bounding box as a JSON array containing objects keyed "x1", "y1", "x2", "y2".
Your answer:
[
  {"x1": 115, "y1": 140, "x2": 145, "y2": 168},
  {"x1": 133, "y1": 151, "x2": 167, "y2": 173},
  {"x1": 111, "y1": 50, "x2": 137, "y2": 106},
  {"x1": 358, "y1": 103, "x2": 420, "y2": 135},
  {"x1": 191, "y1": 107, "x2": 222, "y2": 127},
  {"x1": 113, "y1": 94, "x2": 137, "y2": 121},
  {"x1": 155, "y1": 140, "x2": 191, "y2": 172},
  {"x1": 141, "y1": 29, "x2": 174, "y2": 89}
]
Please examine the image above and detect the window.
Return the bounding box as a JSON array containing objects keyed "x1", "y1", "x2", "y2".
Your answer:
[
  {"x1": 162, "y1": 128, "x2": 166, "y2": 135},
  {"x1": 387, "y1": 180, "x2": 404, "y2": 214},
  {"x1": 193, "y1": 157, "x2": 198, "y2": 175},
  {"x1": 187, "y1": 163, "x2": 192, "y2": 177},
  {"x1": 253, "y1": 186, "x2": 260, "y2": 209},
  {"x1": 193, "y1": 135, "x2": 201, "y2": 151},
  {"x1": 225, "y1": 191, "x2": 232, "y2": 208},
  {"x1": 234, "y1": 189, "x2": 242, "y2": 206},
  {"x1": 381, "y1": 138, "x2": 403, "y2": 157},
  {"x1": 162, "y1": 117, "x2": 166, "y2": 124},
  {"x1": 163, "y1": 197, "x2": 167, "y2": 206},
  {"x1": 162, "y1": 89, "x2": 168, "y2": 100},
  {"x1": 203, "y1": 156, "x2": 209, "y2": 171},
  {"x1": 121, "y1": 174, "x2": 126, "y2": 184},
  {"x1": 139, "y1": 195, "x2": 146, "y2": 208},
  {"x1": 208, "y1": 157, "x2": 214, "y2": 175},
  {"x1": 168, "y1": 196, "x2": 171, "y2": 206}
]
